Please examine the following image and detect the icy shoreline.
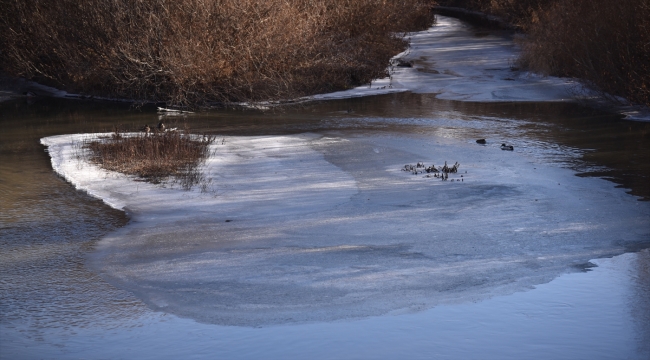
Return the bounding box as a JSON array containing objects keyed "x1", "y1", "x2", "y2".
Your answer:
[
  {"x1": 307, "y1": 16, "x2": 650, "y2": 122},
  {"x1": 41, "y1": 130, "x2": 650, "y2": 326},
  {"x1": 5, "y1": 16, "x2": 649, "y2": 121},
  {"x1": 310, "y1": 17, "x2": 576, "y2": 103}
]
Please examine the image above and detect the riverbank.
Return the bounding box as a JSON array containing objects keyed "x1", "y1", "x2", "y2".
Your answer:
[
  {"x1": 3, "y1": 13, "x2": 650, "y2": 122},
  {"x1": 436, "y1": 0, "x2": 650, "y2": 109},
  {"x1": 0, "y1": 0, "x2": 435, "y2": 106},
  {"x1": 308, "y1": 15, "x2": 650, "y2": 122},
  {"x1": 0, "y1": 76, "x2": 53, "y2": 102}
]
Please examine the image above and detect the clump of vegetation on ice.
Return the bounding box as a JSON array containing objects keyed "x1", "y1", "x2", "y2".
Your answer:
[{"x1": 83, "y1": 126, "x2": 215, "y2": 189}]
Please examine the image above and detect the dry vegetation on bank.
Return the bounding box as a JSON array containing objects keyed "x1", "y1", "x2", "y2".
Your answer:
[
  {"x1": 0, "y1": 0, "x2": 435, "y2": 107},
  {"x1": 84, "y1": 128, "x2": 215, "y2": 188},
  {"x1": 518, "y1": 0, "x2": 650, "y2": 107},
  {"x1": 438, "y1": 0, "x2": 650, "y2": 107},
  {"x1": 437, "y1": 0, "x2": 552, "y2": 29},
  {"x1": 4, "y1": 0, "x2": 647, "y2": 108}
]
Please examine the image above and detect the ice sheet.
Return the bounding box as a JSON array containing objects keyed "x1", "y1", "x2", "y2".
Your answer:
[{"x1": 41, "y1": 131, "x2": 650, "y2": 326}]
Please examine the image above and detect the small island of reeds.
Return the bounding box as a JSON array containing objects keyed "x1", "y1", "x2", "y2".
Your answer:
[{"x1": 84, "y1": 127, "x2": 215, "y2": 189}]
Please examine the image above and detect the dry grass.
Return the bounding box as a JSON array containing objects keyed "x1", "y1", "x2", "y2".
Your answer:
[
  {"x1": 438, "y1": 0, "x2": 650, "y2": 107},
  {"x1": 0, "y1": 0, "x2": 435, "y2": 107},
  {"x1": 84, "y1": 127, "x2": 215, "y2": 188},
  {"x1": 436, "y1": 0, "x2": 553, "y2": 29},
  {"x1": 518, "y1": 0, "x2": 650, "y2": 107}
]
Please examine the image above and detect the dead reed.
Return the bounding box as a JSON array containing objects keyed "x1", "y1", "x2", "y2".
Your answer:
[
  {"x1": 436, "y1": 0, "x2": 554, "y2": 29},
  {"x1": 438, "y1": 0, "x2": 650, "y2": 107},
  {"x1": 518, "y1": 0, "x2": 650, "y2": 107},
  {"x1": 0, "y1": 0, "x2": 435, "y2": 107},
  {"x1": 84, "y1": 127, "x2": 215, "y2": 188}
]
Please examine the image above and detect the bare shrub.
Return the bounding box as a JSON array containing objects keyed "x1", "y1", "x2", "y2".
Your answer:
[
  {"x1": 518, "y1": 0, "x2": 650, "y2": 107},
  {"x1": 0, "y1": 0, "x2": 435, "y2": 107},
  {"x1": 437, "y1": 0, "x2": 555, "y2": 29},
  {"x1": 438, "y1": 0, "x2": 649, "y2": 107},
  {"x1": 84, "y1": 127, "x2": 215, "y2": 188}
]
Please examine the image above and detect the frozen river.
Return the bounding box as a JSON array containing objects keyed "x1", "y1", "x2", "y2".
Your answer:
[{"x1": 2, "y1": 16, "x2": 650, "y2": 359}]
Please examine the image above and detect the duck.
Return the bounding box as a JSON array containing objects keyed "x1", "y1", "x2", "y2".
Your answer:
[
  {"x1": 500, "y1": 143, "x2": 514, "y2": 151},
  {"x1": 157, "y1": 121, "x2": 165, "y2": 132},
  {"x1": 142, "y1": 124, "x2": 151, "y2": 133},
  {"x1": 476, "y1": 138, "x2": 486, "y2": 144}
]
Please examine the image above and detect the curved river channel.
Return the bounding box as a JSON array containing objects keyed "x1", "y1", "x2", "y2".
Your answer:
[{"x1": 2, "y1": 17, "x2": 650, "y2": 360}]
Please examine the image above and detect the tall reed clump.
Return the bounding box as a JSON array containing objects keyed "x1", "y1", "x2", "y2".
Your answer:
[
  {"x1": 84, "y1": 128, "x2": 215, "y2": 188},
  {"x1": 0, "y1": 0, "x2": 435, "y2": 107},
  {"x1": 518, "y1": 0, "x2": 650, "y2": 107}
]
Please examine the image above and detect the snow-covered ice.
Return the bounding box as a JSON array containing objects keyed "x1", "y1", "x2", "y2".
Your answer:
[{"x1": 41, "y1": 130, "x2": 650, "y2": 326}]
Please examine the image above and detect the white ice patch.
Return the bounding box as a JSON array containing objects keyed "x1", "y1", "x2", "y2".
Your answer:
[
  {"x1": 41, "y1": 132, "x2": 650, "y2": 326},
  {"x1": 40, "y1": 134, "x2": 357, "y2": 222}
]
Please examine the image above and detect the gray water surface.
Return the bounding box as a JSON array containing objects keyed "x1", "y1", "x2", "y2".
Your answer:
[{"x1": 1, "y1": 94, "x2": 649, "y2": 358}]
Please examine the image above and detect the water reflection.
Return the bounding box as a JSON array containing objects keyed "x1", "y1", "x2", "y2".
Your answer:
[
  {"x1": 3, "y1": 95, "x2": 647, "y2": 203},
  {"x1": 632, "y1": 249, "x2": 650, "y2": 354},
  {"x1": 1, "y1": 97, "x2": 648, "y2": 228},
  {"x1": 1, "y1": 92, "x2": 649, "y2": 341},
  {"x1": 0, "y1": 99, "x2": 148, "y2": 336}
]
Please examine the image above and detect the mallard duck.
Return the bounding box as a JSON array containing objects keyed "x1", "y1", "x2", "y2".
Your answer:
[
  {"x1": 157, "y1": 121, "x2": 165, "y2": 132},
  {"x1": 476, "y1": 139, "x2": 486, "y2": 144},
  {"x1": 501, "y1": 143, "x2": 514, "y2": 151},
  {"x1": 142, "y1": 124, "x2": 151, "y2": 133}
]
